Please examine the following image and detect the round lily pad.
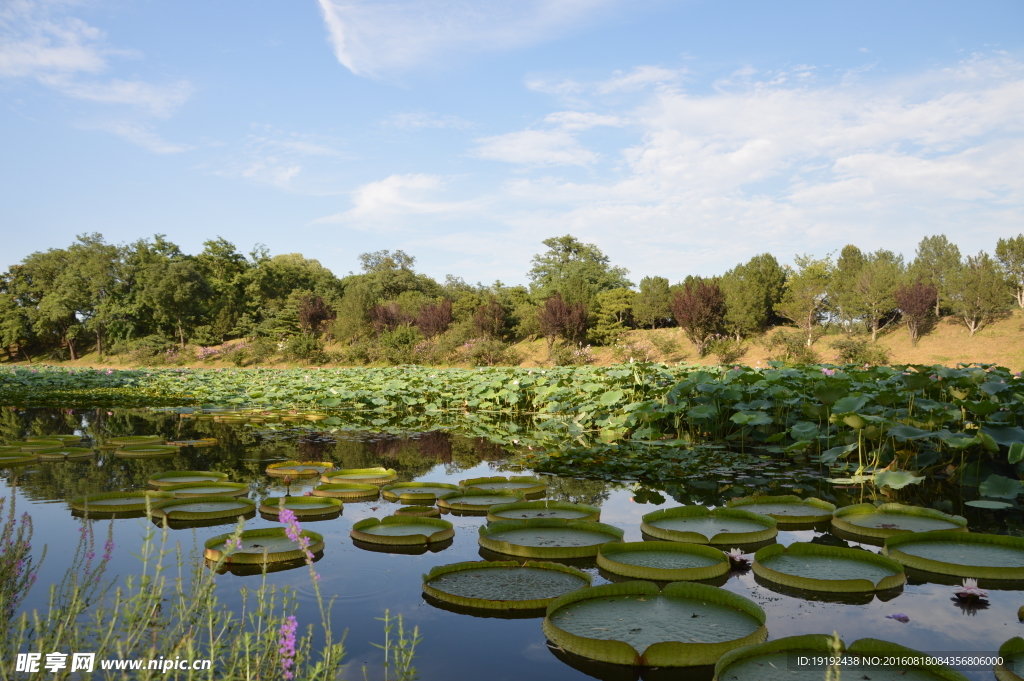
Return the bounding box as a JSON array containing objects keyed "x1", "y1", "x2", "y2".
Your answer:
[
  {"x1": 351, "y1": 516, "x2": 454, "y2": 545},
  {"x1": 753, "y1": 542, "x2": 906, "y2": 593},
  {"x1": 713, "y1": 635, "x2": 971, "y2": 681},
  {"x1": 311, "y1": 482, "x2": 379, "y2": 500},
  {"x1": 0, "y1": 453, "x2": 39, "y2": 466},
  {"x1": 266, "y1": 461, "x2": 333, "y2": 477},
  {"x1": 27, "y1": 434, "x2": 81, "y2": 444},
  {"x1": 543, "y1": 581, "x2": 766, "y2": 667},
  {"x1": 163, "y1": 482, "x2": 249, "y2": 498},
  {"x1": 17, "y1": 440, "x2": 64, "y2": 451},
  {"x1": 832, "y1": 503, "x2": 967, "y2": 541},
  {"x1": 884, "y1": 531, "x2": 1024, "y2": 579},
  {"x1": 597, "y1": 541, "x2": 731, "y2": 582},
  {"x1": 204, "y1": 527, "x2": 325, "y2": 564},
  {"x1": 641, "y1": 506, "x2": 777, "y2": 545},
  {"x1": 70, "y1": 491, "x2": 174, "y2": 514},
  {"x1": 148, "y1": 471, "x2": 229, "y2": 488},
  {"x1": 151, "y1": 497, "x2": 256, "y2": 521},
  {"x1": 727, "y1": 495, "x2": 835, "y2": 524},
  {"x1": 107, "y1": 436, "x2": 163, "y2": 446},
  {"x1": 996, "y1": 636, "x2": 1024, "y2": 681},
  {"x1": 165, "y1": 438, "x2": 218, "y2": 447},
  {"x1": 380, "y1": 482, "x2": 460, "y2": 502},
  {"x1": 437, "y1": 489, "x2": 525, "y2": 513},
  {"x1": 461, "y1": 476, "x2": 547, "y2": 497},
  {"x1": 478, "y1": 518, "x2": 624, "y2": 559},
  {"x1": 36, "y1": 447, "x2": 94, "y2": 460},
  {"x1": 487, "y1": 500, "x2": 600, "y2": 523},
  {"x1": 320, "y1": 467, "x2": 397, "y2": 485},
  {"x1": 260, "y1": 496, "x2": 343, "y2": 517},
  {"x1": 114, "y1": 445, "x2": 179, "y2": 458},
  {"x1": 394, "y1": 506, "x2": 440, "y2": 518},
  {"x1": 423, "y1": 560, "x2": 591, "y2": 610}
]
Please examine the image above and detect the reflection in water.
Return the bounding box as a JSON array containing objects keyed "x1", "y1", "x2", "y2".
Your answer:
[{"x1": 0, "y1": 407, "x2": 1019, "y2": 681}]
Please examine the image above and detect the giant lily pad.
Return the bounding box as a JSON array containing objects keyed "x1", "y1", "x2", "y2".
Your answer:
[
  {"x1": 394, "y1": 505, "x2": 440, "y2": 518},
  {"x1": 163, "y1": 481, "x2": 249, "y2": 498},
  {"x1": 266, "y1": 461, "x2": 334, "y2": 477},
  {"x1": 311, "y1": 482, "x2": 379, "y2": 500},
  {"x1": 996, "y1": 636, "x2": 1024, "y2": 681},
  {"x1": 260, "y1": 496, "x2": 343, "y2": 517},
  {"x1": 106, "y1": 435, "x2": 163, "y2": 447},
  {"x1": 204, "y1": 527, "x2": 324, "y2": 564},
  {"x1": 351, "y1": 516, "x2": 454, "y2": 545},
  {"x1": 380, "y1": 482, "x2": 460, "y2": 502},
  {"x1": 27, "y1": 434, "x2": 81, "y2": 444},
  {"x1": 753, "y1": 542, "x2": 905, "y2": 593},
  {"x1": 165, "y1": 438, "x2": 218, "y2": 448},
  {"x1": 543, "y1": 581, "x2": 766, "y2": 667},
  {"x1": 478, "y1": 518, "x2": 623, "y2": 559},
  {"x1": 832, "y1": 503, "x2": 967, "y2": 541},
  {"x1": 114, "y1": 445, "x2": 179, "y2": 458},
  {"x1": 726, "y1": 495, "x2": 835, "y2": 524},
  {"x1": 0, "y1": 452, "x2": 39, "y2": 466},
  {"x1": 437, "y1": 489, "x2": 525, "y2": 513},
  {"x1": 641, "y1": 506, "x2": 777, "y2": 545},
  {"x1": 884, "y1": 531, "x2": 1024, "y2": 579},
  {"x1": 713, "y1": 635, "x2": 970, "y2": 681},
  {"x1": 597, "y1": 541, "x2": 730, "y2": 582},
  {"x1": 36, "y1": 447, "x2": 94, "y2": 460},
  {"x1": 148, "y1": 470, "x2": 229, "y2": 488},
  {"x1": 70, "y1": 491, "x2": 174, "y2": 514},
  {"x1": 16, "y1": 439, "x2": 66, "y2": 451},
  {"x1": 461, "y1": 475, "x2": 547, "y2": 497},
  {"x1": 320, "y1": 467, "x2": 396, "y2": 485},
  {"x1": 423, "y1": 560, "x2": 591, "y2": 610},
  {"x1": 487, "y1": 500, "x2": 601, "y2": 523},
  {"x1": 151, "y1": 496, "x2": 256, "y2": 521}
]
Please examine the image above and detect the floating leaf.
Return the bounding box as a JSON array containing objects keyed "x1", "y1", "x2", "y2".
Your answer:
[
  {"x1": 979, "y1": 474, "x2": 1024, "y2": 499},
  {"x1": 964, "y1": 500, "x2": 1013, "y2": 509}
]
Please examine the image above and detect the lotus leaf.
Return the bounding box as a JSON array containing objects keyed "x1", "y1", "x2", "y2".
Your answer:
[
  {"x1": 423, "y1": 560, "x2": 590, "y2": 610},
  {"x1": 965, "y1": 500, "x2": 1013, "y2": 509},
  {"x1": 204, "y1": 527, "x2": 324, "y2": 564},
  {"x1": 351, "y1": 516, "x2": 454, "y2": 545},
  {"x1": 597, "y1": 541, "x2": 730, "y2": 581},
  {"x1": 380, "y1": 482, "x2": 459, "y2": 502},
  {"x1": 980, "y1": 474, "x2": 1024, "y2": 499},
  {"x1": 479, "y1": 518, "x2": 623, "y2": 559},
  {"x1": 873, "y1": 469, "x2": 926, "y2": 490},
  {"x1": 832, "y1": 503, "x2": 967, "y2": 540},
  {"x1": 884, "y1": 531, "x2": 1024, "y2": 579},
  {"x1": 487, "y1": 500, "x2": 600, "y2": 523},
  {"x1": 320, "y1": 467, "x2": 396, "y2": 485},
  {"x1": 543, "y1": 581, "x2": 766, "y2": 667},
  {"x1": 641, "y1": 506, "x2": 777, "y2": 545},
  {"x1": 266, "y1": 461, "x2": 334, "y2": 478},
  {"x1": 726, "y1": 495, "x2": 834, "y2": 524},
  {"x1": 753, "y1": 542, "x2": 905, "y2": 593}
]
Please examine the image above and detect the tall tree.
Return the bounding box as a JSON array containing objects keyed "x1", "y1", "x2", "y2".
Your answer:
[
  {"x1": 141, "y1": 259, "x2": 211, "y2": 347},
  {"x1": 851, "y1": 250, "x2": 904, "y2": 341},
  {"x1": 591, "y1": 288, "x2": 634, "y2": 345},
  {"x1": 527, "y1": 235, "x2": 631, "y2": 300},
  {"x1": 670, "y1": 279, "x2": 726, "y2": 356},
  {"x1": 472, "y1": 296, "x2": 507, "y2": 340},
  {"x1": 947, "y1": 251, "x2": 1011, "y2": 336},
  {"x1": 720, "y1": 253, "x2": 786, "y2": 339},
  {"x1": 910, "y1": 235, "x2": 961, "y2": 316},
  {"x1": 633, "y1": 276, "x2": 673, "y2": 329},
  {"x1": 895, "y1": 281, "x2": 937, "y2": 347},
  {"x1": 537, "y1": 292, "x2": 588, "y2": 358},
  {"x1": 830, "y1": 245, "x2": 866, "y2": 330},
  {"x1": 197, "y1": 237, "x2": 251, "y2": 341},
  {"x1": 995, "y1": 234, "x2": 1024, "y2": 309},
  {"x1": 776, "y1": 254, "x2": 832, "y2": 347}
]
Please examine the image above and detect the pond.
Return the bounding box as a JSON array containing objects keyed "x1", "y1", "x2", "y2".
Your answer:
[{"x1": 3, "y1": 406, "x2": 1020, "y2": 680}]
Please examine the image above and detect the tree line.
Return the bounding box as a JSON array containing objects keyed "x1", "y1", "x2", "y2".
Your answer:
[{"x1": 1, "y1": 232, "x2": 1022, "y2": 366}]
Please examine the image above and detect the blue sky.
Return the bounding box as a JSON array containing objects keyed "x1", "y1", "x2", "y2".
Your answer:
[{"x1": 2, "y1": 0, "x2": 1023, "y2": 285}]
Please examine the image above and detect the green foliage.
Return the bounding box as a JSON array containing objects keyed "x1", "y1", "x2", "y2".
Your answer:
[
  {"x1": 286, "y1": 334, "x2": 329, "y2": 364},
  {"x1": 762, "y1": 330, "x2": 820, "y2": 364},
  {"x1": 910, "y1": 234, "x2": 962, "y2": 316},
  {"x1": 591, "y1": 288, "x2": 634, "y2": 345},
  {"x1": 828, "y1": 336, "x2": 890, "y2": 365},
  {"x1": 720, "y1": 253, "x2": 786, "y2": 338},
  {"x1": 527, "y1": 235, "x2": 632, "y2": 300},
  {"x1": 633, "y1": 276, "x2": 673, "y2": 329},
  {"x1": 995, "y1": 233, "x2": 1024, "y2": 308},
  {"x1": 775, "y1": 254, "x2": 832, "y2": 347},
  {"x1": 709, "y1": 335, "x2": 747, "y2": 364},
  {"x1": 948, "y1": 250, "x2": 1012, "y2": 335}
]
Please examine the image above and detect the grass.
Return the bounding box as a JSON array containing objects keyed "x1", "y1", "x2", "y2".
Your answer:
[{"x1": 0, "y1": 496, "x2": 419, "y2": 681}]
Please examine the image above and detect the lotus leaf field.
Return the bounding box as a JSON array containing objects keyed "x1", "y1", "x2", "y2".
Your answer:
[{"x1": 2, "y1": 360, "x2": 1024, "y2": 679}]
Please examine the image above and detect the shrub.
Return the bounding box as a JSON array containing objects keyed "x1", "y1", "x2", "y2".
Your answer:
[
  {"x1": 762, "y1": 330, "x2": 820, "y2": 365},
  {"x1": 708, "y1": 335, "x2": 747, "y2": 364},
  {"x1": 127, "y1": 335, "x2": 175, "y2": 364},
  {"x1": 551, "y1": 342, "x2": 595, "y2": 366},
  {"x1": 829, "y1": 336, "x2": 890, "y2": 365},
  {"x1": 611, "y1": 338, "x2": 656, "y2": 363},
  {"x1": 286, "y1": 334, "x2": 329, "y2": 364},
  {"x1": 221, "y1": 341, "x2": 250, "y2": 367},
  {"x1": 197, "y1": 346, "x2": 220, "y2": 363},
  {"x1": 895, "y1": 281, "x2": 938, "y2": 346},
  {"x1": 458, "y1": 338, "x2": 520, "y2": 366},
  {"x1": 670, "y1": 280, "x2": 726, "y2": 356},
  {"x1": 416, "y1": 299, "x2": 453, "y2": 339}
]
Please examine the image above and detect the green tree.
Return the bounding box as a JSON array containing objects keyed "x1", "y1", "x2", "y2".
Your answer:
[
  {"x1": 995, "y1": 234, "x2": 1024, "y2": 309},
  {"x1": 66, "y1": 234, "x2": 121, "y2": 357},
  {"x1": 830, "y1": 245, "x2": 866, "y2": 330},
  {"x1": 527, "y1": 235, "x2": 631, "y2": 300},
  {"x1": 776, "y1": 254, "x2": 832, "y2": 347},
  {"x1": 947, "y1": 251, "x2": 1011, "y2": 336},
  {"x1": 910, "y1": 235, "x2": 961, "y2": 316},
  {"x1": 591, "y1": 288, "x2": 634, "y2": 345},
  {"x1": 0, "y1": 292, "x2": 30, "y2": 361},
  {"x1": 719, "y1": 254, "x2": 786, "y2": 338},
  {"x1": 633, "y1": 276, "x2": 673, "y2": 329},
  {"x1": 141, "y1": 259, "x2": 212, "y2": 347},
  {"x1": 197, "y1": 237, "x2": 251, "y2": 341}
]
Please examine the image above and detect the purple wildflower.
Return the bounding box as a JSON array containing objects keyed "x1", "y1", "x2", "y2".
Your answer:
[
  {"x1": 278, "y1": 616, "x2": 298, "y2": 680},
  {"x1": 224, "y1": 537, "x2": 242, "y2": 551}
]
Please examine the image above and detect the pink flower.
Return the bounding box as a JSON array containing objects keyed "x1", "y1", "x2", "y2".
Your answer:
[
  {"x1": 953, "y1": 578, "x2": 988, "y2": 600},
  {"x1": 821, "y1": 368, "x2": 836, "y2": 377},
  {"x1": 726, "y1": 548, "x2": 749, "y2": 565},
  {"x1": 224, "y1": 537, "x2": 242, "y2": 551}
]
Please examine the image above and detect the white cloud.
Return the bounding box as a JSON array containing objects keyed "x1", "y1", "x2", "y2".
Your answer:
[
  {"x1": 39, "y1": 74, "x2": 194, "y2": 117},
  {"x1": 314, "y1": 174, "x2": 477, "y2": 226},
  {"x1": 385, "y1": 111, "x2": 472, "y2": 130},
  {"x1": 473, "y1": 129, "x2": 600, "y2": 166},
  {"x1": 315, "y1": 0, "x2": 618, "y2": 77},
  {"x1": 213, "y1": 125, "x2": 347, "y2": 191},
  {"x1": 595, "y1": 65, "x2": 682, "y2": 93},
  {"x1": 543, "y1": 111, "x2": 625, "y2": 130},
  {"x1": 91, "y1": 122, "x2": 191, "y2": 154}
]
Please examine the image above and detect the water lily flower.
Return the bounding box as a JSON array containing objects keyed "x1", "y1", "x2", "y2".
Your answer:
[
  {"x1": 726, "y1": 548, "x2": 749, "y2": 565},
  {"x1": 821, "y1": 368, "x2": 836, "y2": 377},
  {"x1": 953, "y1": 578, "x2": 988, "y2": 600},
  {"x1": 885, "y1": 613, "x2": 910, "y2": 623}
]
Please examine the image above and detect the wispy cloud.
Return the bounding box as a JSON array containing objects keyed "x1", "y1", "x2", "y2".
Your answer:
[
  {"x1": 88, "y1": 121, "x2": 191, "y2": 154},
  {"x1": 385, "y1": 111, "x2": 473, "y2": 130},
  {"x1": 473, "y1": 129, "x2": 600, "y2": 166},
  {"x1": 39, "y1": 74, "x2": 194, "y2": 117},
  {"x1": 595, "y1": 65, "x2": 682, "y2": 93},
  {"x1": 313, "y1": 173, "x2": 477, "y2": 227},
  {"x1": 315, "y1": 0, "x2": 620, "y2": 77},
  {"x1": 213, "y1": 125, "x2": 348, "y2": 191}
]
